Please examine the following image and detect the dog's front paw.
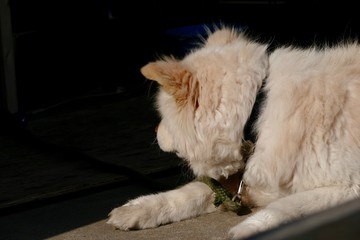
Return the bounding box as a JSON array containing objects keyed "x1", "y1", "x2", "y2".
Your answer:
[
  {"x1": 228, "y1": 222, "x2": 260, "y2": 240},
  {"x1": 107, "y1": 203, "x2": 159, "y2": 230},
  {"x1": 228, "y1": 208, "x2": 284, "y2": 239}
]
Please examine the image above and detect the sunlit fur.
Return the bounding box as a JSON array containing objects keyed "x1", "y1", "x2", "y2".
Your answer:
[{"x1": 108, "y1": 27, "x2": 360, "y2": 239}]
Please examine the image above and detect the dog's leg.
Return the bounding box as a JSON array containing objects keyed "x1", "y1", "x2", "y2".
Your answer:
[
  {"x1": 229, "y1": 185, "x2": 360, "y2": 239},
  {"x1": 107, "y1": 181, "x2": 216, "y2": 230}
]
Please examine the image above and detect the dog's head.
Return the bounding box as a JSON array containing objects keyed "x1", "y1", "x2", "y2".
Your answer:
[{"x1": 141, "y1": 27, "x2": 268, "y2": 179}]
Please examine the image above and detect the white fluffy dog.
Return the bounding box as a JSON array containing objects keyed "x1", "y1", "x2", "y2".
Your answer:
[{"x1": 107, "y1": 27, "x2": 360, "y2": 239}]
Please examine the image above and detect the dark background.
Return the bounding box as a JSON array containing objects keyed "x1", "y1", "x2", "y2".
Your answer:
[{"x1": 5, "y1": 0, "x2": 360, "y2": 114}]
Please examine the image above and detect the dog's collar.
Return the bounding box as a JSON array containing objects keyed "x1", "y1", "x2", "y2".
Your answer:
[
  {"x1": 232, "y1": 179, "x2": 244, "y2": 203},
  {"x1": 197, "y1": 174, "x2": 243, "y2": 213},
  {"x1": 243, "y1": 81, "x2": 266, "y2": 143},
  {"x1": 197, "y1": 140, "x2": 255, "y2": 213}
]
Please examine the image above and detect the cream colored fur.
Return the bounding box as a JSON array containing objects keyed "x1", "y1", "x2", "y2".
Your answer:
[{"x1": 107, "y1": 27, "x2": 360, "y2": 239}]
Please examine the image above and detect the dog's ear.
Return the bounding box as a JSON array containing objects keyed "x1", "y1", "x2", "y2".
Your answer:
[
  {"x1": 140, "y1": 59, "x2": 181, "y2": 88},
  {"x1": 205, "y1": 28, "x2": 240, "y2": 46},
  {"x1": 141, "y1": 59, "x2": 199, "y2": 108}
]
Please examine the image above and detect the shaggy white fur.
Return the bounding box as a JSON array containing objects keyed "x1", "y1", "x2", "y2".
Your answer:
[{"x1": 107, "y1": 27, "x2": 360, "y2": 239}]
